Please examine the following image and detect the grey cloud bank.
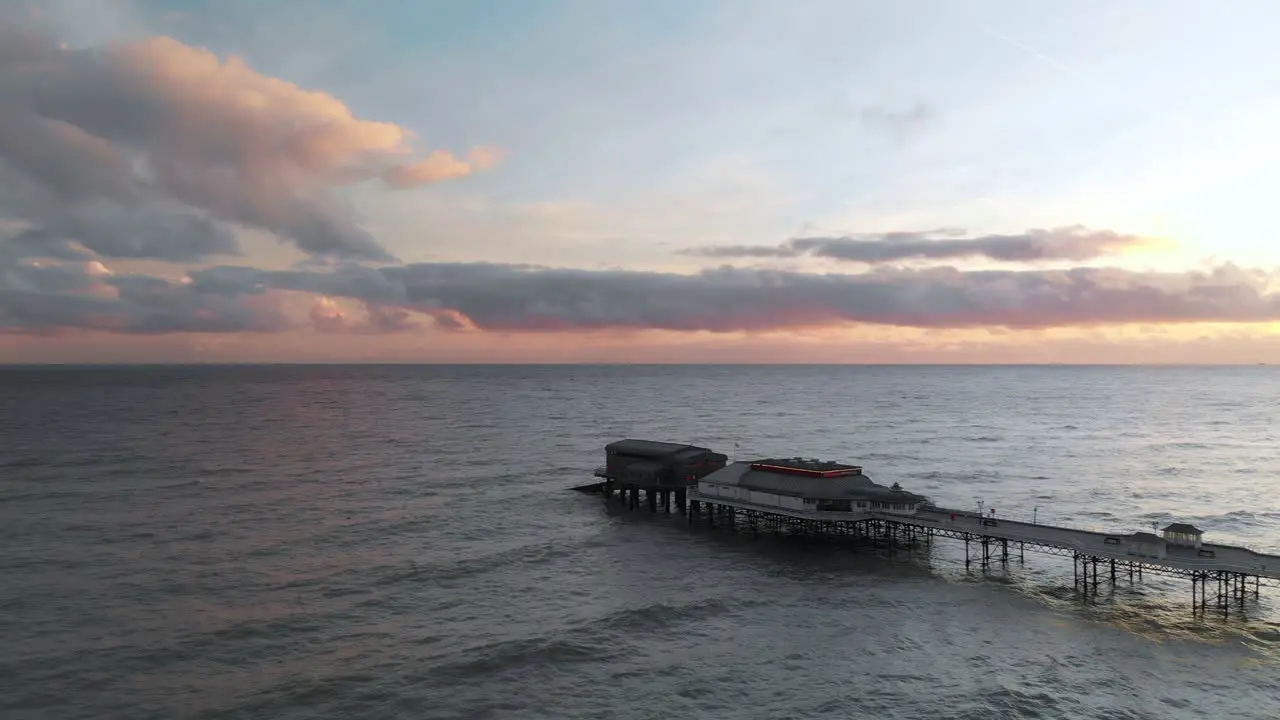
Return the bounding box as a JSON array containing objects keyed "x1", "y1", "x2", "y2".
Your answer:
[
  {"x1": 683, "y1": 226, "x2": 1155, "y2": 264},
  {"x1": 6, "y1": 260, "x2": 1280, "y2": 336}
]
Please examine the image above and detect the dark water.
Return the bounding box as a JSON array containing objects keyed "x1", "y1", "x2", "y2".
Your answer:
[{"x1": 2, "y1": 365, "x2": 1279, "y2": 720}]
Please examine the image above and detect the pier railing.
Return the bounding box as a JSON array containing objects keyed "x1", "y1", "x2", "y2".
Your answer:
[
  {"x1": 923, "y1": 508, "x2": 1279, "y2": 558},
  {"x1": 885, "y1": 514, "x2": 1276, "y2": 573}
]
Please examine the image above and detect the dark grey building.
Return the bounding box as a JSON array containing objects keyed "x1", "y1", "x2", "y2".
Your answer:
[{"x1": 603, "y1": 439, "x2": 728, "y2": 488}]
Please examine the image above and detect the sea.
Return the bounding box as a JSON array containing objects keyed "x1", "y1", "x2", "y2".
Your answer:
[{"x1": 1, "y1": 364, "x2": 1278, "y2": 720}]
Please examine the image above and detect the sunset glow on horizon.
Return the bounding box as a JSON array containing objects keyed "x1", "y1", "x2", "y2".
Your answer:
[{"x1": 5, "y1": 0, "x2": 1280, "y2": 363}]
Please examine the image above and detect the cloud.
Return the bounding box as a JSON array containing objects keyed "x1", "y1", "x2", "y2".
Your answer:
[
  {"x1": 0, "y1": 26, "x2": 500, "y2": 263},
  {"x1": 682, "y1": 226, "x2": 1158, "y2": 264},
  {"x1": 0, "y1": 260, "x2": 290, "y2": 334},
  {"x1": 172, "y1": 260, "x2": 1280, "y2": 334},
  {"x1": 860, "y1": 102, "x2": 934, "y2": 142},
  {"x1": 382, "y1": 147, "x2": 505, "y2": 189},
  {"x1": 7, "y1": 251, "x2": 1280, "y2": 338},
  {"x1": 308, "y1": 296, "x2": 419, "y2": 334}
]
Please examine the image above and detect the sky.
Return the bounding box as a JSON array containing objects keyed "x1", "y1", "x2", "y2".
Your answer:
[{"x1": 4, "y1": 0, "x2": 1280, "y2": 363}]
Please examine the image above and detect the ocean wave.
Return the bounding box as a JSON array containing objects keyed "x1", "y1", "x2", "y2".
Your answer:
[
  {"x1": 373, "y1": 537, "x2": 592, "y2": 587},
  {"x1": 593, "y1": 597, "x2": 745, "y2": 631},
  {"x1": 422, "y1": 634, "x2": 628, "y2": 682},
  {"x1": 423, "y1": 596, "x2": 745, "y2": 683}
]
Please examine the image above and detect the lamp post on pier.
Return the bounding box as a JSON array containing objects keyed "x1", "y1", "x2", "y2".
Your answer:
[{"x1": 1033, "y1": 507, "x2": 1038, "y2": 524}]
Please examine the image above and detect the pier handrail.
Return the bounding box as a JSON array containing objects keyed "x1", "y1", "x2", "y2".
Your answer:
[
  {"x1": 927, "y1": 509, "x2": 1279, "y2": 559},
  {"x1": 932, "y1": 508, "x2": 1131, "y2": 536},
  {"x1": 877, "y1": 512, "x2": 1280, "y2": 576}
]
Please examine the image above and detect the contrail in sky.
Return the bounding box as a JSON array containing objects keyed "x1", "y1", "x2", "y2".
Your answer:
[{"x1": 977, "y1": 25, "x2": 1078, "y2": 76}]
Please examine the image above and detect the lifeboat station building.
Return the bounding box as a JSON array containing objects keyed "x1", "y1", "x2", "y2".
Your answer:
[{"x1": 695, "y1": 458, "x2": 928, "y2": 516}]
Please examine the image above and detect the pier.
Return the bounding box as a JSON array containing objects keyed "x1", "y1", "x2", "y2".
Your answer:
[{"x1": 580, "y1": 439, "x2": 1280, "y2": 616}]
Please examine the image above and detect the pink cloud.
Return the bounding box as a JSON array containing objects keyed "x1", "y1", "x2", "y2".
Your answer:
[
  {"x1": 0, "y1": 28, "x2": 502, "y2": 262},
  {"x1": 382, "y1": 146, "x2": 505, "y2": 188},
  {"x1": 308, "y1": 296, "x2": 420, "y2": 334}
]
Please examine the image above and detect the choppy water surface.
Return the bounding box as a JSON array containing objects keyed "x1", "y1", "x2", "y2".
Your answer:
[{"x1": 1, "y1": 365, "x2": 1278, "y2": 719}]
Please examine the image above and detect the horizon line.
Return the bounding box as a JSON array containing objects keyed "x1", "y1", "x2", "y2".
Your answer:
[{"x1": 0, "y1": 361, "x2": 1271, "y2": 368}]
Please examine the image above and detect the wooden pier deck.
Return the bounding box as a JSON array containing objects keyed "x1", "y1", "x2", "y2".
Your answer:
[
  {"x1": 908, "y1": 506, "x2": 1279, "y2": 579},
  {"x1": 580, "y1": 474, "x2": 1280, "y2": 580},
  {"x1": 687, "y1": 492, "x2": 1279, "y2": 580},
  {"x1": 675, "y1": 490, "x2": 1280, "y2": 614}
]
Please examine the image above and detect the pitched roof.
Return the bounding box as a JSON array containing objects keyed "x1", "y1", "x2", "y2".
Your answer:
[
  {"x1": 606, "y1": 439, "x2": 706, "y2": 458},
  {"x1": 700, "y1": 461, "x2": 928, "y2": 502},
  {"x1": 1162, "y1": 522, "x2": 1204, "y2": 535},
  {"x1": 1129, "y1": 532, "x2": 1163, "y2": 543}
]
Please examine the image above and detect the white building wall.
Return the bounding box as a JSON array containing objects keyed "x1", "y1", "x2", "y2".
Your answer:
[
  {"x1": 696, "y1": 482, "x2": 918, "y2": 515},
  {"x1": 698, "y1": 483, "x2": 809, "y2": 511},
  {"x1": 1124, "y1": 540, "x2": 1167, "y2": 560}
]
